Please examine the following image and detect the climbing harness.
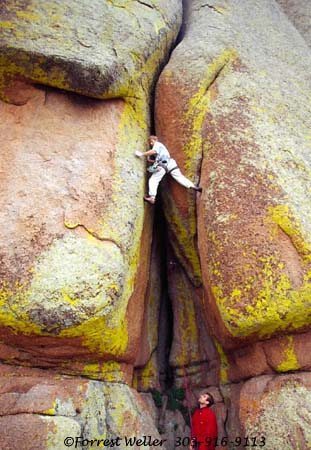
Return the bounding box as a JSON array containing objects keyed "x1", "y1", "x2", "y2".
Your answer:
[
  {"x1": 147, "y1": 159, "x2": 179, "y2": 175},
  {"x1": 147, "y1": 161, "x2": 161, "y2": 173},
  {"x1": 166, "y1": 164, "x2": 178, "y2": 175}
]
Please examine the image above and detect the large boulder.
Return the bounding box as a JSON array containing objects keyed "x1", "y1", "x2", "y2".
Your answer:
[
  {"x1": 0, "y1": 85, "x2": 152, "y2": 381},
  {"x1": 155, "y1": 14, "x2": 311, "y2": 450},
  {"x1": 216, "y1": 330, "x2": 311, "y2": 384},
  {"x1": 0, "y1": 0, "x2": 182, "y2": 380},
  {"x1": 223, "y1": 372, "x2": 311, "y2": 450},
  {"x1": 155, "y1": 0, "x2": 311, "y2": 349},
  {"x1": 0, "y1": 364, "x2": 164, "y2": 450},
  {"x1": 0, "y1": 0, "x2": 181, "y2": 101}
]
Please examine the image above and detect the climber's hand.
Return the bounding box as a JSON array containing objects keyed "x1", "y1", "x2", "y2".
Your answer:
[{"x1": 135, "y1": 150, "x2": 143, "y2": 158}]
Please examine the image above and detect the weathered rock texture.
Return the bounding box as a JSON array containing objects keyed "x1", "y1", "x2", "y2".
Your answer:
[
  {"x1": 134, "y1": 232, "x2": 162, "y2": 391},
  {"x1": 1, "y1": 0, "x2": 311, "y2": 448},
  {"x1": 219, "y1": 330, "x2": 311, "y2": 384},
  {"x1": 0, "y1": 0, "x2": 181, "y2": 101},
  {"x1": 223, "y1": 372, "x2": 311, "y2": 450},
  {"x1": 0, "y1": 84, "x2": 151, "y2": 382},
  {"x1": 155, "y1": 0, "x2": 311, "y2": 447},
  {"x1": 156, "y1": 0, "x2": 311, "y2": 348},
  {"x1": 0, "y1": 0, "x2": 182, "y2": 383},
  {"x1": 0, "y1": 364, "x2": 163, "y2": 450},
  {"x1": 167, "y1": 247, "x2": 219, "y2": 388},
  {"x1": 276, "y1": 0, "x2": 311, "y2": 46}
]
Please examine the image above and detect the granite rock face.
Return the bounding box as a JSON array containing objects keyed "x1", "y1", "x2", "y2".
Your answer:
[
  {"x1": 156, "y1": 0, "x2": 311, "y2": 348},
  {"x1": 154, "y1": 1, "x2": 311, "y2": 447},
  {"x1": 276, "y1": 0, "x2": 311, "y2": 46},
  {"x1": 0, "y1": 86, "x2": 153, "y2": 381},
  {"x1": 223, "y1": 372, "x2": 311, "y2": 450},
  {"x1": 0, "y1": 364, "x2": 163, "y2": 450},
  {"x1": 0, "y1": 1, "x2": 183, "y2": 445},
  {"x1": 166, "y1": 247, "x2": 219, "y2": 388},
  {"x1": 0, "y1": 0, "x2": 182, "y2": 381},
  {"x1": 1, "y1": 0, "x2": 311, "y2": 448},
  {"x1": 0, "y1": 0, "x2": 181, "y2": 101},
  {"x1": 133, "y1": 233, "x2": 162, "y2": 391}
]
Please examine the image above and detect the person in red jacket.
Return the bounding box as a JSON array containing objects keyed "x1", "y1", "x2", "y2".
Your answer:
[{"x1": 190, "y1": 392, "x2": 218, "y2": 450}]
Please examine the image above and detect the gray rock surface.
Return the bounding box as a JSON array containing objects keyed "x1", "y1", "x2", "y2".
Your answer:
[
  {"x1": 276, "y1": 0, "x2": 311, "y2": 45},
  {"x1": 0, "y1": 0, "x2": 182, "y2": 100},
  {"x1": 155, "y1": 0, "x2": 311, "y2": 346}
]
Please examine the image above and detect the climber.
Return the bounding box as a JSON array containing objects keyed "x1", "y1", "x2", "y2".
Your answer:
[
  {"x1": 189, "y1": 392, "x2": 218, "y2": 450},
  {"x1": 135, "y1": 135, "x2": 202, "y2": 204}
]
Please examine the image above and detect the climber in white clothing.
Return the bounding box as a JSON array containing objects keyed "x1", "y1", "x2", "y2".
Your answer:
[{"x1": 135, "y1": 136, "x2": 202, "y2": 205}]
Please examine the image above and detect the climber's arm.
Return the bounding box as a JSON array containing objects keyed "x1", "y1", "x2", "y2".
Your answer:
[
  {"x1": 135, "y1": 149, "x2": 157, "y2": 158},
  {"x1": 142, "y1": 149, "x2": 157, "y2": 156}
]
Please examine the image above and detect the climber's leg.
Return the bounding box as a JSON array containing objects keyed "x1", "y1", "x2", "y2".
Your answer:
[
  {"x1": 170, "y1": 167, "x2": 196, "y2": 188},
  {"x1": 168, "y1": 159, "x2": 202, "y2": 191},
  {"x1": 145, "y1": 167, "x2": 166, "y2": 204}
]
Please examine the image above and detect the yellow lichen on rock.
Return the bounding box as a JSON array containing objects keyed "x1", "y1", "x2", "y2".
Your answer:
[
  {"x1": 268, "y1": 204, "x2": 311, "y2": 263},
  {"x1": 213, "y1": 261, "x2": 311, "y2": 338},
  {"x1": 0, "y1": 0, "x2": 182, "y2": 101},
  {"x1": 277, "y1": 336, "x2": 300, "y2": 372},
  {"x1": 214, "y1": 339, "x2": 229, "y2": 384},
  {"x1": 0, "y1": 0, "x2": 182, "y2": 379}
]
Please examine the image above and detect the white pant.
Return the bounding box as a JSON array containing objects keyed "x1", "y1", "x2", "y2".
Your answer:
[{"x1": 148, "y1": 158, "x2": 195, "y2": 197}]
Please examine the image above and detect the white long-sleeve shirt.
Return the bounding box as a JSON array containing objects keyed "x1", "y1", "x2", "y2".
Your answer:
[{"x1": 153, "y1": 141, "x2": 170, "y2": 162}]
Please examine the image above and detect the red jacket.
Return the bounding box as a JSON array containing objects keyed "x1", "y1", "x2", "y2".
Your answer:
[{"x1": 191, "y1": 406, "x2": 218, "y2": 450}]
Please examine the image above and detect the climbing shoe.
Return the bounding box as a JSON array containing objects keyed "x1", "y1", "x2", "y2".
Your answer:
[{"x1": 144, "y1": 196, "x2": 156, "y2": 204}]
